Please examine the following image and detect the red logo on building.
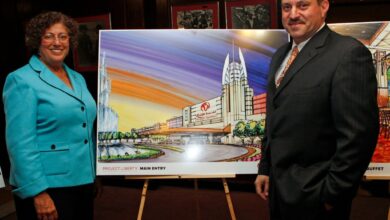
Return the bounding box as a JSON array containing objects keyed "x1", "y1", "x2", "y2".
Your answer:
[{"x1": 200, "y1": 102, "x2": 210, "y2": 111}]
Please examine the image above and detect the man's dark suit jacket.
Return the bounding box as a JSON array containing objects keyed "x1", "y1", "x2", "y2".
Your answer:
[{"x1": 258, "y1": 25, "x2": 379, "y2": 219}]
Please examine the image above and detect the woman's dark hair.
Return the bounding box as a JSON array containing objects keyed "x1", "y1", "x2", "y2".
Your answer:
[{"x1": 25, "y1": 11, "x2": 78, "y2": 54}]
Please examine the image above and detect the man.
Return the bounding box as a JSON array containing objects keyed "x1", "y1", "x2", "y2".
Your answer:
[{"x1": 254, "y1": 0, "x2": 379, "y2": 219}]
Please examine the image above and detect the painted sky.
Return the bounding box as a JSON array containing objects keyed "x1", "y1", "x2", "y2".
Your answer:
[{"x1": 99, "y1": 29, "x2": 288, "y2": 131}]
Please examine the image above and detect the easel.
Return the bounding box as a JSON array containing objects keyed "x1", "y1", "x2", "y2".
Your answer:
[
  {"x1": 363, "y1": 175, "x2": 390, "y2": 220},
  {"x1": 363, "y1": 175, "x2": 390, "y2": 180},
  {"x1": 125, "y1": 174, "x2": 237, "y2": 220}
]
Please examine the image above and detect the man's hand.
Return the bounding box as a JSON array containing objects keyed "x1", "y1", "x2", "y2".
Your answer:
[
  {"x1": 254, "y1": 175, "x2": 269, "y2": 200},
  {"x1": 33, "y1": 191, "x2": 58, "y2": 220}
]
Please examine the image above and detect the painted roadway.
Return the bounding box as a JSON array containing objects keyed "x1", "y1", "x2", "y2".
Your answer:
[{"x1": 100, "y1": 143, "x2": 249, "y2": 163}]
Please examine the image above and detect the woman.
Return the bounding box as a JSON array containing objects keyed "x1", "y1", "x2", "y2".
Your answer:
[{"x1": 3, "y1": 11, "x2": 96, "y2": 220}]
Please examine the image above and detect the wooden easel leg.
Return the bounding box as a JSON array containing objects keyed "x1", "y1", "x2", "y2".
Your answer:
[
  {"x1": 387, "y1": 204, "x2": 389, "y2": 220},
  {"x1": 137, "y1": 179, "x2": 149, "y2": 220},
  {"x1": 222, "y1": 178, "x2": 237, "y2": 220}
]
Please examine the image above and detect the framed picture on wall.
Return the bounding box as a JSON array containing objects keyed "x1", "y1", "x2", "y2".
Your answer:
[
  {"x1": 225, "y1": 0, "x2": 277, "y2": 29},
  {"x1": 171, "y1": 2, "x2": 220, "y2": 29},
  {"x1": 73, "y1": 13, "x2": 111, "y2": 72}
]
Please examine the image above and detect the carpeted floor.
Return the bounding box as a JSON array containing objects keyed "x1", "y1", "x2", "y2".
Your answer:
[
  {"x1": 94, "y1": 177, "x2": 270, "y2": 220},
  {"x1": 93, "y1": 176, "x2": 389, "y2": 220},
  {"x1": 1, "y1": 176, "x2": 389, "y2": 220}
]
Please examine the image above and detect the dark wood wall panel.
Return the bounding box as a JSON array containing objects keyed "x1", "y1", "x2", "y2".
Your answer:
[
  {"x1": 108, "y1": 0, "x2": 128, "y2": 29},
  {"x1": 328, "y1": 2, "x2": 390, "y2": 23},
  {"x1": 125, "y1": 0, "x2": 145, "y2": 28},
  {"x1": 155, "y1": 0, "x2": 170, "y2": 28}
]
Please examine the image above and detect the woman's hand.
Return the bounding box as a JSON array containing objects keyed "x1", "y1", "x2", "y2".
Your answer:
[{"x1": 33, "y1": 191, "x2": 58, "y2": 220}]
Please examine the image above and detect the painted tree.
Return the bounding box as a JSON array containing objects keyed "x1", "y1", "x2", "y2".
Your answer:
[
  {"x1": 233, "y1": 121, "x2": 246, "y2": 145},
  {"x1": 106, "y1": 132, "x2": 114, "y2": 158},
  {"x1": 97, "y1": 132, "x2": 104, "y2": 159},
  {"x1": 255, "y1": 119, "x2": 266, "y2": 144},
  {"x1": 124, "y1": 132, "x2": 131, "y2": 142},
  {"x1": 107, "y1": 132, "x2": 113, "y2": 144},
  {"x1": 130, "y1": 128, "x2": 139, "y2": 143},
  {"x1": 98, "y1": 132, "x2": 103, "y2": 143},
  {"x1": 112, "y1": 131, "x2": 119, "y2": 143},
  {"x1": 119, "y1": 131, "x2": 126, "y2": 143},
  {"x1": 245, "y1": 120, "x2": 257, "y2": 144}
]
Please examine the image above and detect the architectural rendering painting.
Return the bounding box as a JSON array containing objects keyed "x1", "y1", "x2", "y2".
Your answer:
[
  {"x1": 330, "y1": 21, "x2": 390, "y2": 178},
  {"x1": 97, "y1": 29, "x2": 288, "y2": 175}
]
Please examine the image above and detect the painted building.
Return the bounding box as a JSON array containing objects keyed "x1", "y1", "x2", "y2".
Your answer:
[
  {"x1": 98, "y1": 52, "x2": 119, "y2": 132},
  {"x1": 138, "y1": 47, "x2": 266, "y2": 144}
]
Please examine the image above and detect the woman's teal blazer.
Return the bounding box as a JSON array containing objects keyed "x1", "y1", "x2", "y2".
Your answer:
[{"x1": 3, "y1": 55, "x2": 97, "y2": 199}]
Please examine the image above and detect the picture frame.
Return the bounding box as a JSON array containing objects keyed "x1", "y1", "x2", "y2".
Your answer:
[
  {"x1": 171, "y1": 2, "x2": 220, "y2": 29},
  {"x1": 97, "y1": 29, "x2": 289, "y2": 175},
  {"x1": 73, "y1": 13, "x2": 111, "y2": 72},
  {"x1": 225, "y1": 0, "x2": 277, "y2": 29}
]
